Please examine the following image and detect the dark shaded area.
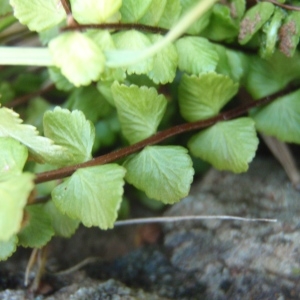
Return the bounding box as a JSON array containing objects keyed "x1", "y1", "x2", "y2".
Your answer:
[{"x1": 85, "y1": 246, "x2": 206, "y2": 299}]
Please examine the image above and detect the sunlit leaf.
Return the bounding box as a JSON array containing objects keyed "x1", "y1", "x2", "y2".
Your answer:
[
  {"x1": 188, "y1": 118, "x2": 259, "y2": 173},
  {"x1": 0, "y1": 106, "x2": 65, "y2": 164},
  {"x1": 111, "y1": 82, "x2": 167, "y2": 144},
  {"x1": 0, "y1": 173, "x2": 34, "y2": 241},
  {"x1": 49, "y1": 32, "x2": 105, "y2": 87},
  {"x1": 0, "y1": 137, "x2": 28, "y2": 179},
  {"x1": 124, "y1": 146, "x2": 194, "y2": 204},
  {"x1": 10, "y1": 0, "x2": 66, "y2": 32},
  {"x1": 71, "y1": 0, "x2": 122, "y2": 24},
  {"x1": 52, "y1": 164, "x2": 126, "y2": 229}
]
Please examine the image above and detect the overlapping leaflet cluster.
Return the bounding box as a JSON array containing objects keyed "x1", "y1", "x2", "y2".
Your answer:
[
  {"x1": 0, "y1": 106, "x2": 126, "y2": 259},
  {"x1": 1, "y1": 0, "x2": 300, "y2": 260}
]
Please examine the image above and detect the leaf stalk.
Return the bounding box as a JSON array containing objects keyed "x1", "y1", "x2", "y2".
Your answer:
[{"x1": 34, "y1": 91, "x2": 283, "y2": 184}]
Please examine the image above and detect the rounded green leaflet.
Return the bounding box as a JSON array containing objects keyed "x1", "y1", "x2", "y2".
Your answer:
[
  {"x1": 43, "y1": 107, "x2": 95, "y2": 166},
  {"x1": 112, "y1": 30, "x2": 153, "y2": 75},
  {"x1": 176, "y1": 37, "x2": 218, "y2": 75},
  {"x1": 188, "y1": 118, "x2": 259, "y2": 173},
  {"x1": 147, "y1": 34, "x2": 178, "y2": 84},
  {"x1": 111, "y1": 82, "x2": 167, "y2": 144},
  {"x1": 49, "y1": 32, "x2": 106, "y2": 87},
  {"x1": 0, "y1": 173, "x2": 34, "y2": 241},
  {"x1": 123, "y1": 146, "x2": 194, "y2": 204},
  {"x1": 251, "y1": 89, "x2": 300, "y2": 144},
  {"x1": 51, "y1": 164, "x2": 126, "y2": 229},
  {"x1": 70, "y1": 0, "x2": 122, "y2": 24},
  {"x1": 18, "y1": 204, "x2": 54, "y2": 248},
  {"x1": 245, "y1": 51, "x2": 300, "y2": 99},
  {"x1": 10, "y1": 0, "x2": 66, "y2": 32},
  {"x1": 178, "y1": 73, "x2": 239, "y2": 122}
]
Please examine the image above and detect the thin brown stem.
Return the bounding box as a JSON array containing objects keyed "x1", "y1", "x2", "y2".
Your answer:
[
  {"x1": 62, "y1": 23, "x2": 169, "y2": 35},
  {"x1": 6, "y1": 83, "x2": 55, "y2": 108},
  {"x1": 34, "y1": 91, "x2": 284, "y2": 184},
  {"x1": 60, "y1": 0, "x2": 72, "y2": 15},
  {"x1": 261, "y1": 0, "x2": 300, "y2": 11}
]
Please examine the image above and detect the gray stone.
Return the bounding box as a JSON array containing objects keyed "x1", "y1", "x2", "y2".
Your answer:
[{"x1": 163, "y1": 158, "x2": 300, "y2": 299}]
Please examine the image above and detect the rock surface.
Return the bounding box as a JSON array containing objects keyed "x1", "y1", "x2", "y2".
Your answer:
[
  {"x1": 163, "y1": 158, "x2": 300, "y2": 299},
  {"x1": 1, "y1": 158, "x2": 300, "y2": 299}
]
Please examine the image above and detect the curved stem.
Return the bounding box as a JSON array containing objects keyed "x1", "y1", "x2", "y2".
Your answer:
[
  {"x1": 34, "y1": 91, "x2": 282, "y2": 184},
  {"x1": 262, "y1": 0, "x2": 300, "y2": 11}
]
